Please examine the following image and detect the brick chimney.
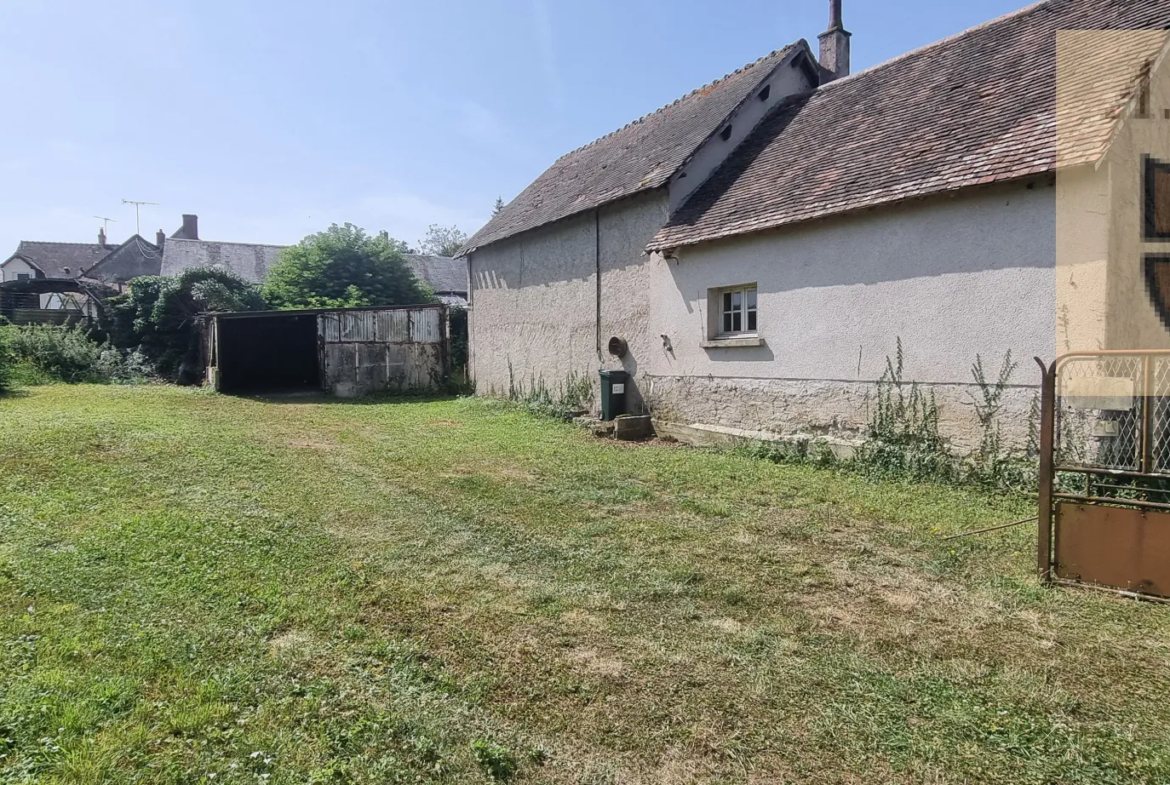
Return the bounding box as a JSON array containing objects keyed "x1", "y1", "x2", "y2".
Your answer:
[
  {"x1": 180, "y1": 214, "x2": 199, "y2": 240},
  {"x1": 818, "y1": 0, "x2": 851, "y2": 82},
  {"x1": 156, "y1": 229, "x2": 166, "y2": 247},
  {"x1": 98, "y1": 227, "x2": 107, "y2": 248}
]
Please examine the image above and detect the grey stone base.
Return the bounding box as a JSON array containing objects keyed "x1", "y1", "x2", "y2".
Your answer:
[{"x1": 643, "y1": 375, "x2": 1039, "y2": 455}]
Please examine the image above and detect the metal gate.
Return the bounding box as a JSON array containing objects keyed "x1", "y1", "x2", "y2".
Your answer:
[{"x1": 1037, "y1": 351, "x2": 1170, "y2": 599}]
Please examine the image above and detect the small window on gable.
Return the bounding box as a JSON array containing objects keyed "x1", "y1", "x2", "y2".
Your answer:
[
  {"x1": 717, "y1": 284, "x2": 758, "y2": 336},
  {"x1": 758, "y1": 84, "x2": 771, "y2": 102},
  {"x1": 16, "y1": 273, "x2": 30, "y2": 281},
  {"x1": 720, "y1": 125, "x2": 733, "y2": 141},
  {"x1": 1145, "y1": 156, "x2": 1170, "y2": 240}
]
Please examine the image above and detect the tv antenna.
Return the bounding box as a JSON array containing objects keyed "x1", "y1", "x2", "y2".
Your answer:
[
  {"x1": 93, "y1": 216, "x2": 117, "y2": 233},
  {"x1": 121, "y1": 199, "x2": 159, "y2": 234}
]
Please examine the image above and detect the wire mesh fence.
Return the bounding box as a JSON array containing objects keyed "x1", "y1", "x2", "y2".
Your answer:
[{"x1": 1055, "y1": 352, "x2": 1170, "y2": 475}]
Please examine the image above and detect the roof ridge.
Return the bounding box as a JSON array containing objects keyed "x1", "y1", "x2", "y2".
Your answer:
[
  {"x1": 551, "y1": 42, "x2": 801, "y2": 163},
  {"x1": 18, "y1": 240, "x2": 108, "y2": 247},
  {"x1": 814, "y1": 0, "x2": 1056, "y2": 93},
  {"x1": 166, "y1": 238, "x2": 288, "y2": 249}
]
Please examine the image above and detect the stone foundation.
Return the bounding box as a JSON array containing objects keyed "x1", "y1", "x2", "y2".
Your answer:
[{"x1": 642, "y1": 375, "x2": 1039, "y2": 455}]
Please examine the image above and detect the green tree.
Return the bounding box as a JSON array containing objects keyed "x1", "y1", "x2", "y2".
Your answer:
[
  {"x1": 419, "y1": 224, "x2": 469, "y2": 257},
  {"x1": 492, "y1": 197, "x2": 505, "y2": 217},
  {"x1": 264, "y1": 223, "x2": 434, "y2": 309}
]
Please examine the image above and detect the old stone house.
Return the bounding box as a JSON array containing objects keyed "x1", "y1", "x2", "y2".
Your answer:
[{"x1": 460, "y1": 0, "x2": 1170, "y2": 452}]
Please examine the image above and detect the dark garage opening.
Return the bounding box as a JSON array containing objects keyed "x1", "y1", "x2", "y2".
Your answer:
[{"x1": 216, "y1": 313, "x2": 320, "y2": 394}]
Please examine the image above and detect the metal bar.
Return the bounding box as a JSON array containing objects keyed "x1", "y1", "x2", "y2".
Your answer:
[
  {"x1": 942, "y1": 517, "x2": 1038, "y2": 541},
  {"x1": 1036, "y1": 357, "x2": 1056, "y2": 582},
  {"x1": 1143, "y1": 355, "x2": 1155, "y2": 473},
  {"x1": 1051, "y1": 578, "x2": 1170, "y2": 605},
  {"x1": 1053, "y1": 492, "x2": 1170, "y2": 512},
  {"x1": 1087, "y1": 481, "x2": 1170, "y2": 499},
  {"x1": 1056, "y1": 465, "x2": 1170, "y2": 480}
]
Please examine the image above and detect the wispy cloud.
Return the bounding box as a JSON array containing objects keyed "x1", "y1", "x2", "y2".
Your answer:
[{"x1": 529, "y1": 0, "x2": 564, "y2": 113}]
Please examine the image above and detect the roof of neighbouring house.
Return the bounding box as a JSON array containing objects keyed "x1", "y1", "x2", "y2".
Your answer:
[
  {"x1": 84, "y1": 235, "x2": 164, "y2": 284},
  {"x1": 3, "y1": 241, "x2": 115, "y2": 279},
  {"x1": 160, "y1": 238, "x2": 287, "y2": 284},
  {"x1": 404, "y1": 254, "x2": 467, "y2": 295},
  {"x1": 648, "y1": 0, "x2": 1170, "y2": 251},
  {"x1": 460, "y1": 41, "x2": 815, "y2": 254}
]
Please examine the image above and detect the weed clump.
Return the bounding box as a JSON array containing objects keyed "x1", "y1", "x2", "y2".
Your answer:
[
  {"x1": 470, "y1": 739, "x2": 516, "y2": 781},
  {"x1": 744, "y1": 339, "x2": 1038, "y2": 495},
  {"x1": 506, "y1": 362, "x2": 594, "y2": 421}
]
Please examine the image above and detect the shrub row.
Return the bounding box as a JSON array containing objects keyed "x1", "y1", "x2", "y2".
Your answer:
[{"x1": 0, "y1": 322, "x2": 152, "y2": 387}]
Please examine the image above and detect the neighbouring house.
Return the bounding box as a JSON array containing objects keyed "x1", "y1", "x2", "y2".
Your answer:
[
  {"x1": 404, "y1": 254, "x2": 469, "y2": 307},
  {"x1": 460, "y1": 0, "x2": 1170, "y2": 453},
  {"x1": 0, "y1": 230, "x2": 154, "y2": 319},
  {"x1": 158, "y1": 215, "x2": 286, "y2": 283},
  {"x1": 155, "y1": 216, "x2": 469, "y2": 305}
]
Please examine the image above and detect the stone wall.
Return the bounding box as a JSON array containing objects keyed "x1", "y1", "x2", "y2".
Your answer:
[{"x1": 643, "y1": 375, "x2": 1039, "y2": 454}]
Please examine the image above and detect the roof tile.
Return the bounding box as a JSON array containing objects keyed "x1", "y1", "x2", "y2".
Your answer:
[
  {"x1": 650, "y1": 0, "x2": 1170, "y2": 250},
  {"x1": 463, "y1": 42, "x2": 811, "y2": 253}
]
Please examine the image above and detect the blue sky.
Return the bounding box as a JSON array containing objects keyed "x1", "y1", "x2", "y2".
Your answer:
[{"x1": 0, "y1": 0, "x2": 1030, "y2": 256}]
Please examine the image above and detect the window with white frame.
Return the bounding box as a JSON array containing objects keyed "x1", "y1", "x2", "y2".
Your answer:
[{"x1": 718, "y1": 284, "x2": 757, "y2": 336}]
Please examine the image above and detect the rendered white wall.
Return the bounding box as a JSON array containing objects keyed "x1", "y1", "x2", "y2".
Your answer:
[{"x1": 0, "y1": 258, "x2": 36, "y2": 282}]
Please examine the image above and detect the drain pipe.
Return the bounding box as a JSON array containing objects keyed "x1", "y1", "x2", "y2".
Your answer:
[{"x1": 595, "y1": 209, "x2": 602, "y2": 360}]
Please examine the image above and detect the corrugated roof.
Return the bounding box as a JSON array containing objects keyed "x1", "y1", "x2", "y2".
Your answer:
[
  {"x1": 462, "y1": 41, "x2": 812, "y2": 253},
  {"x1": 3, "y1": 241, "x2": 113, "y2": 279},
  {"x1": 160, "y1": 239, "x2": 287, "y2": 283},
  {"x1": 650, "y1": 0, "x2": 1170, "y2": 251},
  {"x1": 404, "y1": 254, "x2": 467, "y2": 295}
]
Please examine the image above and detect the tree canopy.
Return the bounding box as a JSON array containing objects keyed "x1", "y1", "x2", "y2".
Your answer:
[
  {"x1": 418, "y1": 224, "x2": 469, "y2": 258},
  {"x1": 264, "y1": 224, "x2": 434, "y2": 310}
]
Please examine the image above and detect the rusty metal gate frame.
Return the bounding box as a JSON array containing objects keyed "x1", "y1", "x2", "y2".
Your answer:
[{"x1": 1037, "y1": 350, "x2": 1170, "y2": 601}]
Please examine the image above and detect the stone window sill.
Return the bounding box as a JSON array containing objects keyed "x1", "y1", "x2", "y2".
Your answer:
[{"x1": 700, "y1": 336, "x2": 764, "y2": 349}]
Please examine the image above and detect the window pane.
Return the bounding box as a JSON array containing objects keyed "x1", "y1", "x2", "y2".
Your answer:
[
  {"x1": 1157, "y1": 166, "x2": 1170, "y2": 235},
  {"x1": 747, "y1": 310, "x2": 757, "y2": 332},
  {"x1": 732, "y1": 312, "x2": 742, "y2": 332},
  {"x1": 731, "y1": 290, "x2": 742, "y2": 310},
  {"x1": 723, "y1": 311, "x2": 733, "y2": 333},
  {"x1": 723, "y1": 292, "x2": 732, "y2": 313},
  {"x1": 746, "y1": 288, "x2": 757, "y2": 310}
]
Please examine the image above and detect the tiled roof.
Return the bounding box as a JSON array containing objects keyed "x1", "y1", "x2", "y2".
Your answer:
[
  {"x1": 462, "y1": 41, "x2": 812, "y2": 253},
  {"x1": 1056, "y1": 29, "x2": 1169, "y2": 168},
  {"x1": 85, "y1": 235, "x2": 163, "y2": 284},
  {"x1": 3, "y1": 241, "x2": 113, "y2": 279},
  {"x1": 160, "y1": 239, "x2": 287, "y2": 284},
  {"x1": 649, "y1": 0, "x2": 1170, "y2": 251},
  {"x1": 404, "y1": 254, "x2": 467, "y2": 295}
]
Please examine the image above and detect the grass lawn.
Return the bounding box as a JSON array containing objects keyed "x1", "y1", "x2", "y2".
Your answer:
[{"x1": 1, "y1": 385, "x2": 1169, "y2": 784}]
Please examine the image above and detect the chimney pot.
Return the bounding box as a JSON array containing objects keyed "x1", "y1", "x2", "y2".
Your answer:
[
  {"x1": 98, "y1": 227, "x2": 107, "y2": 248},
  {"x1": 818, "y1": 0, "x2": 851, "y2": 81},
  {"x1": 156, "y1": 229, "x2": 166, "y2": 247}
]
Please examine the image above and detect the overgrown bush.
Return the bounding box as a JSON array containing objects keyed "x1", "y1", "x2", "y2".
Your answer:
[
  {"x1": 0, "y1": 321, "x2": 12, "y2": 394},
  {"x1": 104, "y1": 268, "x2": 266, "y2": 380},
  {"x1": 1, "y1": 323, "x2": 148, "y2": 384}
]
